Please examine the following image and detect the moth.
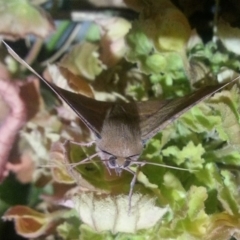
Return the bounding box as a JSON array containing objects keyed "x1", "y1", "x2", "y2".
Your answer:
[{"x1": 4, "y1": 42, "x2": 239, "y2": 207}]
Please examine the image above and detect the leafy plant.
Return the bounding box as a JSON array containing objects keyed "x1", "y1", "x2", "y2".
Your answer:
[{"x1": 1, "y1": 0, "x2": 240, "y2": 239}]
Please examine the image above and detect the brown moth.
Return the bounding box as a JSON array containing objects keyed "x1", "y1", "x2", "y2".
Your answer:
[{"x1": 3, "y1": 42, "x2": 240, "y2": 206}]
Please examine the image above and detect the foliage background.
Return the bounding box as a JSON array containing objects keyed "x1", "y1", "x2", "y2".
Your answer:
[{"x1": 1, "y1": 0, "x2": 240, "y2": 239}]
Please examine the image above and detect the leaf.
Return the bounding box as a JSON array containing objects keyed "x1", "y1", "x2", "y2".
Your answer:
[
  {"x1": 46, "y1": 64, "x2": 95, "y2": 120},
  {"x1": 46, "y1": 65, "x2": 94, "y2": 98},
  {"x1": 57, "y1": 219, "x2": 81, "y2": 240},
  {"x1": 139, "y1": 0, "x2": 191, "y2": 52},
  {"x1": 18, "y1": 108, "x2": 62, "y2": 184},
  {"x1": 162, "y1": 141, "x2": 205, "y2": 169},
  {"x1": 73, "y1": 192, "x2": 168, "y2": 233},
  {"x1": 80, "y1": 224, "x2": 113, "y2": 240},
  {"x1": 58, "y1": 67, "x2": 94, "y2": 98},
  {"x1": 216, "y1": 102, "x2": 240, "y2": 145},
  {"x1": 180, "y1": 103, "x2": 221, "y2": 133},
  {"x1": 0, "y1": 79, "x2": 27, "y2": 181},
  {"x1": 6, "y1": 150, "x2": 35, "y2": 183},
  {"x1": 217, "y1": 18, "x2": 240, "y2": 55},
  {"x1": 195, "y1": 163, "x2": 221, "y2": 190},
  {"x1": 143, "y1": 53, "x2": 167, "y2": 74},
  {"x1": 2, "y1": 206, "x2": 53, "y2": 238},
  {"x1": 4, "y1": 79, "x2": 44, "y2": 183},
  {"x1": 126, "y1": 19, "x2": 189, "y2": 95},
  {"x1": 161, "y1": 172, "x2": 186, "y2": 210},
  {"x1": 0, "y1": 0, "x2": 55, "y2": 40},
  {"x1": 196, "y1": 164, "x2": 240, "y2": 216},
  {"x1": 126, "y1": 21, "x2": 153, "y2": 62},
  {"x1": 217, "y1": 170, "x2": 240, "y2": 215},
  {"x1": 210, "y1": 88, "x2": 240, "y2": 148},
  {"x1": 207, "y1": 212, "x2": 240, "y2": 240},
  {"x1": 97, "y1": 17, "x2": 131, "y2": 66},
  {"x1": 59, "y1": 42, "x2": 105, "y2": 81},
  {"x1": 49, "y1": 142, "x2": 75, "y2": 184},
  {"x1": 213, "y1": 147, "x2": 240, "y2": 165},
  {"x1": 159, "y1": 186, "x2": 209, "y2": 239}
]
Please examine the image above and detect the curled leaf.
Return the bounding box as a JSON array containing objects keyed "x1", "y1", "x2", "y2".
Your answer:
[
  {"x1": 0, "y1": 79, "x2": 27, "y2": 181},
  {"x1": 46, "y1": 65, "x2": 94, "y2": 98},
  {"x1": 50, "y1": 142, "x2": 75, "y2": 184},
  {"x1": 2, "y1": 206, "x2": 53, "y2": 238},
  {"x1": 58, "y1": 67, "x2": 94, "y2": 98}
]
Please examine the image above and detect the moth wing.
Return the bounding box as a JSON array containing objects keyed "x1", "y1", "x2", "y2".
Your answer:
[
  {"x1": 50, "y1": 86, "x2": 115, "y2": 138},
  {"x1": 138, "y1": 81, "x2": 239, "y2": 141},
  {"x1": 3, "y1": 41, "x2": 114, "y2": 138},
  {"x1": 3, "y1": 42, "x2": 239, "y2": 141}
]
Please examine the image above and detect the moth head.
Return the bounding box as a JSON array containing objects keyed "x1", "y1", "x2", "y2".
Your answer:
[
  {"x1": 109, "y1": 155, "x2": 139, "y2": 170},
  {"x1": 99, "y1": 150, "x2": 140, "y2": 173}
]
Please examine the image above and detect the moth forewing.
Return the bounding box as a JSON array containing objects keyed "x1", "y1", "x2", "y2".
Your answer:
[
  {"x1": 2, "y1": 41, "x2": 112, "y2": 139},
  {"x1": 138, "y1": 82, "x2": 240, "y2": 141}
]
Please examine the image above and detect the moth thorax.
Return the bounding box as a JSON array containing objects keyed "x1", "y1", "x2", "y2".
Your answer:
[
  {"x1": 97, "y1": 120, "x2": 143, "y2": 158},
  {"x1": 97, "y1": 135, "x2": 143, "y2": 159}
]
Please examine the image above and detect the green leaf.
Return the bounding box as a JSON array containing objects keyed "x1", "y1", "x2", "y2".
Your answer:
[
  {"x1": 180, "y1": 103, "x2": 221, "y2": 133},
  {"x1": 217, "y1": 170, "x2": 240, "y2": 215},
  {"x1": 60, "y1": 42, "x2": 104, "y2": 81},
  {"x1": 159, "y1": 186, "x2": 208, "y2": 239},
  {"x1": 162, "y1": 141, "x2": 205, "y2": 169},
  {"x1": 0, "y1": 0, "x2": 54, "y2": 39},
  {"x1": 126, "y1": 21, "x2": 153, "y2": 61},
  {"x1": 57, "y1": 220, "x2": 81, "y2": 240}
]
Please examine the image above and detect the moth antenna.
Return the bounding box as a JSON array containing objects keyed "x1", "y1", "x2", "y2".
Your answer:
[
  {"x1": 37, "y1": 157, "x2": 103, "y2": 169},
  {"x1": 69, "y1": 140, "x2": 96, "y2": 147},
  {"x1": 2, "y1": 41, "x2": 60, "y2": 94},
  {"x1": 132, "y1": 160, "x2": 194, "y2": 171},
  {"x1": 36, "y1": 159, "x2": 65, "y2": 169},
  {"x1": 66, "y1": 152, "x2": 99, "y2": 169},
  {"x1": 67, "y1": 157, "x2": 105, "y2": 166},
  {"x1": 37, "y1": 164, "x2": 53, "y2": 169},
  {"x1": 38, "y1": 163, "x2": 59, "y2": 168},
  {"x1": 63, "y1": 140, "x2": 99, "y2": 170}
]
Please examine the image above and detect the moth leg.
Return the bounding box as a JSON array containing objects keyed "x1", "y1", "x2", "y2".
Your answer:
[
  {"x1": 127, "y1": 165, "x2": 140, "y2": 215},
  {"x1": 106, "y1": 165, "x2": 112, "y2": 176}
]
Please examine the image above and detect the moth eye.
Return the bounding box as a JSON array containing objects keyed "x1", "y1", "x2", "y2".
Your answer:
[
  {"x1": 108, "y1": 156, "x2": 117, "y2": 167},
  {"x1": 123, "y1": 158, "x2": 131, "y2": 168}
]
